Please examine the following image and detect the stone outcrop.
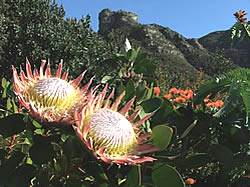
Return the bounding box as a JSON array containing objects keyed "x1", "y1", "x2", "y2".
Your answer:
[{"x1": 99, "y1": 9, "x2": 138, "y2": 35}]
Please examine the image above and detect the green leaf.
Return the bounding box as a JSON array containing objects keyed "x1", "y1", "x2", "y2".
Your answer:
[
  {"x1": 141, "y1": 97, "x2": 162, "y2": 113},
  {"x1": 151, "y1": 98, "x2": 174, "y2": 125},
  {"x1": 240, "y1": 82, "x2": 250, "y2": 124},
  {"x1": 145, "y1": 83, "x2": 154, "y2": 100},
  {"x1": 0, "y1": 151, "x2": 25, "y2": 185},
  {"x1": 0, "y1": 114, "x2": 26, "y2": 138},
  {"x1": 212, "y1": 144, "x2": 233, "y2": 168},
  {"x1": 0, "y1": 149, "x2": 7, "y2": 161},
  {"x1": 9, "y1": 164, "x2": 36, "y2": 187},
  {"x1": 29, "y1": 143, "x2": 56, "y2": 165},
  {"x1": 135, "y1": 81, "x2": 147, "y2": 103},
  {"x1": 126, "y1": 48, "x2": 139, "y2": 63},
  {"x1": 34, "y1": 129, "x2": 45, "y2": 135},
  {"x1": 101, "y1": 75, "x2": 113, "y2": 84},
  {"x1": 1, "y1": 77, "x2": 10, "y2": 98},
  {"x1": 7, "y1": 97, "x2": 12, "y2": 111},
  {"x1": 11, "y1": 97, "x2": 18, "y2": 113},
  {"x1": 32, "y1": 120, "x2": 42, "y2": 129},
  {"x1": 152, "y1": 125, "x2": 173, "y2": 150},
  {"x1": 179, "y1": 120, "x2": 198, "y2": 139},
  {"x1": 125, "y1": 80, "x2": 135, "y2": 101},
  {"x1": 125, "y1": 166, "x2": 141, "y2": 187},
  {"x1": 175, "y1": 153, "x2": 212, "y2": 169},
  {"x1": 1, "y1": 77, "x2": 7, "y2": 89},
  {"x1": 214, "y1": 79, "x2": 241, "y2": 118},
  {"x1": 152, "y1": 164, "x2": 185, "y2": 187}
]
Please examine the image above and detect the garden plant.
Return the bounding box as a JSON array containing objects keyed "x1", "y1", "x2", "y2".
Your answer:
[{"x1": 0, "y1": 1, "x2": 249, "y2": 187}]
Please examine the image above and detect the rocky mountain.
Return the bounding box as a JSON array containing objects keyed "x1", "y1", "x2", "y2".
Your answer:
[{"x1": 98, "y1": 9, "x2": 249, "y2": 87}]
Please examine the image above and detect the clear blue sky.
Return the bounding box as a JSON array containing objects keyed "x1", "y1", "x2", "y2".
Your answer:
[{"x1": 56, "y1": 0, "x2": 249, "y2": 38}]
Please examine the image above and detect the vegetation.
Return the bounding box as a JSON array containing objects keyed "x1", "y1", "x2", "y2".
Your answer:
[{"x1": 0, "y1": 1, "x2": 249, "y2": 187}]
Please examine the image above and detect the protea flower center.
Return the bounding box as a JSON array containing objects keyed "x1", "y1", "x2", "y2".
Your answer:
[
  {"x1": 87, "y1": 108, "x2": 137, "y2": 156},
  {"x1": 26, "y1": 78, "x2": 77, "y2": 109}
]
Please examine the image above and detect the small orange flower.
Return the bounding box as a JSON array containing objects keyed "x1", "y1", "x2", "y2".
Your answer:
[
  {"x1": 179, "y1": 89, "x2": 185, "y2": 95},
  {"x1": 206, "y1": 102, "x2": 214, "y2": 108},
  {"x1": 215, "y1": 100, "x2": 224, "y2": 108},
  {"x1": 234, "y1": 10, "x2": 247, "y2": 22},
  {"x1": 169, "y1": 88, "x2": 178, "y2": 95},
  {"x1": 186, "y1": 178, "x2": 196, "y2": 185},
  {"x1": 204, "y1": 94, "x2": 211, "y2": 103},
  {"x1": 173, "y1": 96, "x2": 186, "y2": 103},
  {"x1": 154, "y1": 87, "x2": 160, "y2": 96},
  {"x1": 164, "y1": 94, "x2": 172, "y2": 100}
]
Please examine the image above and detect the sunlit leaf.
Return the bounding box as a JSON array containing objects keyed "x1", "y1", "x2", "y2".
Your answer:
[
  {"x1": 101, "y1": 75, "x2": 113, "y2": 84},
  {"x1": 179, "y1": 120, "x2": 198, "y2": 139},
  {"x1": 152, "y1": 164, "x2": 185, "y2": 187},
  {"x1": 152, "y1": 125, "x2": 173, "y2": 150},
  {"x1": 125, "y1": 166, "x2": 141, "y2": 187}
]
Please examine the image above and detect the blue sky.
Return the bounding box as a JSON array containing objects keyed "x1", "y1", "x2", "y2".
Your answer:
[{"x1": 56, "y1": 0, "x2": 249, "y2": 38}]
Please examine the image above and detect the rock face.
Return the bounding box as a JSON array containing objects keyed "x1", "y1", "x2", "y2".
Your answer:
[
  {"x1": 98, "y1": 9, "x2": 248, "y2": 86},
  {"x1": 99, "y1": 9, "x2": 138, "y2": 35}
]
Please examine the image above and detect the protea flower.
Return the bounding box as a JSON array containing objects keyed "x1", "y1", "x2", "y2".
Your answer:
[
  {"x1": 74, "y1": 85, "x2": 160, "y2": 165},
  {"x1": 12, "y1": 58, "x2": 93, "y2": 124}
]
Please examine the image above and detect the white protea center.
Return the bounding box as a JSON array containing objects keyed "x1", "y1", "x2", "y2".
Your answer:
[
  {"x1": 27, "y1": 78, "x2": 78, "y2": 109},
  {"x1": 33, "y1": 78, "x2": 75, "y2": 99},
  {"x1": 87, "y1": 108, "x2": 137, "y2": 156}
]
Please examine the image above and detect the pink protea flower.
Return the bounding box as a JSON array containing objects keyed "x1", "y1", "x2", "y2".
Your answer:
[
  {"x1": 74, "y1": 85, "x2": 160, "y2": 165},
  {"x1": 12, "y1": 58, "x2": 93, "y2": 124}
]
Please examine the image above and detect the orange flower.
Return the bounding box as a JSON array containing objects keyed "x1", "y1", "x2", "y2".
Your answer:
[
  {"x1": 204, "y1": 94, "x2": 211, "y2": 103},
  {"x1": 206, "y1": 102, "x2": 214, "y2": 108},
  {"x1": 154, "y1": 87, "x2": 160, "y2": 96},
  {"x1": 181, "y1": 89, "x2": 193, "y2": 101},
  {"x1": 169, "y1": 88, "x2": 178, "y2": 95},
  {"x1": 186, "y1": 178, "x2": 196, "y2": 185},
  {"x1": 206, "y1": 100, "x2": 224, "y2": 108},
  {"x1": 164, "y1": 94, "x2": 172, "y2": 100},
  {"x1": 173, "y1": 96, "x2": 186, "y2": 103},
  {"x1": 179, "y1": 89, "x2": 185, "y2": 95},
  {"x1": 215, "y1": 100, "x2": 224, "y2": 108},
  {"x1": 234, "y1": 10, "x2": 247, "y2": 22}
]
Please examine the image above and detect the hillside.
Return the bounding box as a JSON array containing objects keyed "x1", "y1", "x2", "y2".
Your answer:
[{"x1": 98, "y1": 9, "x2": 248, "y2": 88}]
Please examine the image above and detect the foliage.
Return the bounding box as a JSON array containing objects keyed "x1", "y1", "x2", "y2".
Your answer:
[
  {"x1": 0, "y1": 0, "x2": 110, "y2": 82},
  {"x1": 0, "y1": 2, "x2": 249, "y2": 187}
]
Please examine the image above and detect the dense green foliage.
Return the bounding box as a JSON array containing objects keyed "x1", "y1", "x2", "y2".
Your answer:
[
  {"x1": 0, "y1": 1, "x2": 249, "y2": 187},
  {"x1": 0, "y1": 0, "x2": 112, "y2": 83}
]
